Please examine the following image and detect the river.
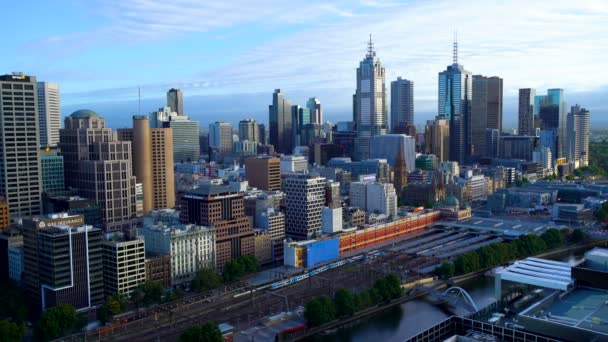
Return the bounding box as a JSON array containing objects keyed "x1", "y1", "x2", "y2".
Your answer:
[{"x1": 303, "y1": 251, "x2": 584, "y2": 342}]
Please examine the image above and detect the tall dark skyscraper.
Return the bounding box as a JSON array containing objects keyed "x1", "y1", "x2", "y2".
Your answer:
[
  {"x1": 536, "y1": 89, "x2": 567, "y2": 159},
  {"x1": 166, "y1": 88, "x2": 183, "y2": 116},
  {"x1": 471, "y1": 75, "x2": 503, "y2": 158},
  {"x1": 353, "y1": 35, "x2": 387, "y2": 160},
  {"x1": 307, "y1": 97, "x2": 322, "y2": 125},
  {"x1": 390, "y1": 77, "x2": 414, "y2": 134},
  {"x1": 518, "y1": 88, "x2": 536, "y2": 136},
  {"x1": 269, "y1": 89, "x2": 293, "y2": 154},
  {"x1": 438, "y1": 38, "x2": 472, "y2": 164},
  {"x1": 0, "y1": 73, "x2": 42, "y2": 218}
]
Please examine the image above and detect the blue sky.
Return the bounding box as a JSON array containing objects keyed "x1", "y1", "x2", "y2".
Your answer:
[{"x1": 3, "y1": 0, "x2": 608, "y2": 129}]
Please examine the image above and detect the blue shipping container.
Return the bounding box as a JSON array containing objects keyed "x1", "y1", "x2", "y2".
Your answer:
[{"x1": 306, "y1": 238, "x2": 340, "y2": 268}]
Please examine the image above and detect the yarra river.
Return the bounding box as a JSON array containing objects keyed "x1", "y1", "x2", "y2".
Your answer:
[{"x1": 304, "y1": 253, "x2": 584, "y2": 342}]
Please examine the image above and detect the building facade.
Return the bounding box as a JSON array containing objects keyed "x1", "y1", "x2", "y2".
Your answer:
[
  {"x1": 390, "y1": 77, "x2": 414, "y2": 133},
  {"x1": 102, "y1": 233, "x2": 146, "y2": 296},
  {"x1": 425, "y1": 119, "x2": 450, "y2": 162},
  {"x1": 41, "y1": 155, "x2": 65, "y2": 193},
  {"x1": 238, "y1": 118, "x2": 260, "y2": 143},
  {"x1": 37, "y1": 82, "x2": 61, "y2": 147},
  {"x1": 166, "y1": 88, "x2": 183, "y2": 116},
  {"x1": 518, "y1": 88, "x2": 536, "y2": 136},
  {"x1": 283, "y1": 174, "x2": 326, "y2": 240},
  {"x1": 245, "y1": 156, "x2": 281, "y2": 191},
  {"x1": 150, "y1": 107, "x2": 200, "y2": 163},
  {"x1": 567, "y1": 105, "x2": 590, "y2": 167},
  {"x1": 209, "y1": 121, "x2": 233, "y2": 159},
  {"x1": 269, "y1": 89, "x2": 293, "y2": 154},
  {"x1": 306, "y1": 97, "x2": 322, "y2": 125}
]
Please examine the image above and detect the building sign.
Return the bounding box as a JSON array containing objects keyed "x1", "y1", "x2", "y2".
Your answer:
[{"x1": 36, "y1": 215, "x2": 85, "y2": 229}]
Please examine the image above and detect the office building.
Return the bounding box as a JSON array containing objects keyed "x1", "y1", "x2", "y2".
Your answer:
[
  {"x1": 369, "y1": 134, "x2": 415, "y2": 171},
  {"x1": 438, "y1": 39, "x2": 472, "y2": 164},
  {"x1": 500, "y1": 135, "x2": 538, "y2": 161},
  {"x1": 536, "y1": 89, "x2": 567, "y2": 159},
  {"x1": 102, "y1": 233, "x2": 146, "y2": 296},
  {"x1": 0, "y1": 73, "x2": 42, "y2": 218},
  {"x1": 269, "y1": 89, "x2": 293, "y2": 154},
  {"x1": 485, "y1": 129, "x2": 500, "y2": 159},
  {"x1": 238, "y1": 118, "x2": 260, "y2": 143},
  {"x1": 327, "y1": 158, "x2": 390, "y2": 183},
  {"x1": 140, "y1": 210, "x2": 215, "y2": 285},
  {"x1": 145, "y1": 253, "x2": 171, "y2": 288},
  {"x1": 233, "y1": 140, "x2": 257, "y2": 157},
  {"x1": 0, "y1": 228, "x2": 22, "y2": 283},
  {"x1": 22, "y1": 214, "x2": 102, "y2": 311},
  {"x1": 518, "y1": 88, "x2": 536, "y2": 136},
  {"x1": 245, "y1": 156, "x2": 281, "y2": 191},
  {"x1": 283, "y1": 174, "x2": 326, "y2": 240},
  {"x1": 180, "y1": 183, "x2": 254, "y2": 270},
  {"x1": 307, "y1": 97, "x2": 322, "y2": 125},
  {"x1": 280, "y1": 155, "x2": 308, "y2": 173},
  {"x1": 258, "y1": 208, "x2": 286, "y2": 261},
  {"x1": 390, "y1": 77, "x2": 414, "y2": 133},
  {"x1": 353, "y1": 36, "x2": 387, "y2": 160},
  {"x1": 40, "y1": 155, "x2": 64, "y2": 193},
  {"x1": 367, "y1": 182, "x2": 397, "y2": 217},
  {"x1": 42, "y1": 193, "x2": 103, "y2": 227},
  {"x1": 567, "y1": 105, "x2": 590, "y2": 167},
  {"x1": 37, "y1": 82, "x2": 61, "y2": 147},
  {"x1": 150, "y1": 107, "x2": 200, "y2": 163},
  {"x1": 292, "y1": 105, "x2": 311, "y2": 147},
  {"x1": 60, "y1": 110, "x2": 137, "y2": 232},
  {"x1": 166, "y1": 88, "x2": 183, "y2": 116},
  {"x1": 425, "y1": 119, "x2": 450, "y2": 162},
  {"x1": 0, "y1": 197, "x2": 9, "y2": 231},
  {"x1": 209, "y1": 121, "x2": 233, "y2": 159},
  {"x1": 470, "y1": 75, "x2": 502, "y2": 159}
]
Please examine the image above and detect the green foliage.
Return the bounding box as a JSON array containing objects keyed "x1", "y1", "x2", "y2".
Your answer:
[
  {"x1": 596, "y1": 202, "x2": 608, "y2": 223},
  {"x1": 571, "y1": 229, "x2": 586, "y2": 243},
  {"x1": 222, "y1": 255, "x2": 259, "y2": 282},
  {"x1": 304, "y1": 296, "x2": 336, "y2": 327},
  {"x1": 179, "y1": 322, "x2": 222, "y2": 342},
  {"x1": 0, "y1": 320, "x2": 25, "y2": 342},
  {"x1": 514, "y1": 234, "x2": 547, "y2": 257},
  {"x1": 565, "y1": 174, "x2": 575, "y2": 181},
  {"x1": 192, "y1": 268, "x2": 223, "y2": 292},
  {"x1": 454, "y1": 251, "x2": 480, "y2": 275},
  {"x1": 334, "y1": 288, "x2": 357, "y2": 317},
  {"x1": 35, "y1": 304, "x2": 85, "y2": 342},
  {"x1": 132, "y1": 281, "x2": 165, "y2": 307},
  {"x1": 435, "y1": 261, "x2": 455, "y2": 278},
  {"x1": 541, "y1": 228, "x2": 564, "y2": 250},
  {"x1": 0, "y1": 280, "x2": 27, "y2": 323},
  {"x1": 588, "y1": 142, "x2": 608, "y2": 177},
  {"x1": 515, "y1": 177, "x2": 530, "y2": 187}
]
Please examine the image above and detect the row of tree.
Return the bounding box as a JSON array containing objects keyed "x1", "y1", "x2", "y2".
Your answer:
[
  {"x1": 191, "y1": 255, "x2": 260, "y2": 292},
  {"x1": 304, "y1": 273, "x2": 403, "y2": 328},
  {"x1": 179, "y1": 322, "x2": 222, "y2": 342},
  {"x1": 436, "y1": 228, "x2": 585, "y2": 278}
]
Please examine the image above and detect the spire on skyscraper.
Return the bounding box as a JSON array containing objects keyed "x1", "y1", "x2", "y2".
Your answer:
[
  {"x1": 453, "y1": 31, "x2": 458, "y2": 64},
  {"x1": 367, "y1": 33, "x2": 375, "y2": 58}
]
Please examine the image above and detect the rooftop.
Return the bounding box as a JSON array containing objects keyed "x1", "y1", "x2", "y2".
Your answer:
[
  {"x1": 496, "y1": 257, "x2": 573, "y2": 291},
  {"x1": 69, "y1": 109, "x2": 102, "y2": 119},
  {"x1": 434, "y1": 217, "x2": 561, "y2": 237}
]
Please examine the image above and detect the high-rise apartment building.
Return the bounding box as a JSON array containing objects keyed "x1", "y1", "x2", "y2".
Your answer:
[
  {"x1": 150, "y1": 107, "x2": 200, "y2": 163},
  {"x1": 518, "y1": 88, "x2": 536, "y2": 136},
  {"x1": 166, "y1": 88, "x2": 183, "y2": 116},
  {"x1": 567, "y1": 105, "x2": 590, "y2": 167},
  {"x1": 307, "y1": 97, "x2": 322, "y2": 125},
  {"x1": 209, "y1": 121, "x2": 233, "y2": 159},
  {"x1": 102, "y1": 233, "x2": 146, "y2": 296},
  {"x1": 353, "y1": 36, "x2": 387, "y2": 160},
  {"x1": 269, "y1": 89, "x2": 293, "y2": 154},
  {"x1": 245, "y1": 156, "x2": 281, "y2": 191},
  {"x1": 536, "y1": 89, "x2": 567, "y2": 160},
  {"x1": 180, "y1": 182, "x2": 254, "y2": 270},
  {"x1": 471, "y1": 75, "x2": 503, "y2": 158},
  {"x1": 0, "y1": 73, "x2": 42, "y2": 218},
  {"x1": 37, "y1": 82, "x2": 61, "y2": 147},
  {"x1": 283, "y1": 174, "x2": 326, "y2": 240},
  {"x1": 118, "y1": 118, "x2": 175, "y2": 213},
  {"x1": 425, "y1": 119, "x2": 450, "y2": 162},
  {"x1": 40, "y1": 155, "x2": 65, "y2": 193},
  {"x1": 22, "y1": 214, "x2": 102, "y2": 311},
  {"x1": 59, "y1": 110, "x2": 137, "y2": 232},
  {"x1": 438, "y1": 40, "x2": 472, "y2": 164},
  {"x1": 238, "y1": 118, "x2": 260, "y2": 143},
  {"x1": 390, "y1": 77, "x2": 414, "y2": 134}
]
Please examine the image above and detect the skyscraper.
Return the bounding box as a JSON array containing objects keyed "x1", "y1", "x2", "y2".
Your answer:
[
  {"x1": 536, "y1": 89, "x2": 567, "y2": 159},
  {"x1": 37, "y1": 82, "x2": 61, "y2": 147},
  {"x1": 209, "y1": 121, "x2": 233, "y2": 159},
  {"x1": 238, "y1": 118, "x2": 260, "y2": 143},
  {"x1": 567, "y1": 105, "x2": 590, "y2": 167},
  {"x1": 269, "y1": 89, "x2": 293, "y2": 154},
  {"x1": 59, "y1": 110, "x2": 137, "y2": 232},
  {"x1": 150, "y1": 107, "x2": 200, "y2": 163},
  {"x1": 283, "y1": 174, "x2": 326, "y2": 240},
  {"x1": 292, "y1": 105, "x2": 310, "y2": 147},
  {"x1": 0, "y1": 73, "x2": 42, "y2": 218},
  {"x1": 166, "y1": 88, "x2": 183, "y2": 116},
  {"x1": 245, "y1": 156, "x2": 281, "y2": 192},
  {"x1": 471, "y1": 75, "x2": 503, "y2": 158},
  {"x1": 487, "y1": 76, "x2": 503, "y2": 133},
  {"x1": 390, "y1": 77, "x2": 414, "y2": 134},
  {"x1": 518, "y1": 88, "x2": 536, "y2": 136},
  {"x1": 438, "y1": 38, "x2": 472, "y2": 164},
  {"x1": 40, "y1": 155, "x2": 65, "y2": 194},
  {"x1": 353, "y1": 35, "x2": 387, "y2": 160},
  {"x1": 307, "y1": 97, "x2": 322, "y2": 125},
  {"x1": 425, "y1": 119, "x2": 450, "y2": 162}
]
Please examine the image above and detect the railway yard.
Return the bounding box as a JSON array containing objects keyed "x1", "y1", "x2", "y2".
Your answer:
[{"x1": 83, "y1": 225, "x2": 506, "y2": 341}]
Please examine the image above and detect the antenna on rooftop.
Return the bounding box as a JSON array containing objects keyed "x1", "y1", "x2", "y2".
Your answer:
[
  {"x1": 138, "y1": 86, "x2": 141, "y2": 114},
  {"x1": 453, "y1": 30, "x2": 458, "y2": 64}
]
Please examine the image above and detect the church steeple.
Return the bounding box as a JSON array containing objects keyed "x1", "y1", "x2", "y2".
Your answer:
[{"x1": 393, "y1": 142, "x2": 408, "y2": 195}]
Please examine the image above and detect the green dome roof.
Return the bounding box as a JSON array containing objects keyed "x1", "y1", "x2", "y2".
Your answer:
[
  {"x1": 69, "y1": 109, "x2": 102, "y2": 119},
  {"x1": 443, "y1": 195, "x2": 460, "y2": 207}
]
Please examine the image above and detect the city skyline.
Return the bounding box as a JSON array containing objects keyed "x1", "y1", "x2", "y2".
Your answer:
[{"x1": 3, "y1": 1, "x2": 607, "y2": 129}]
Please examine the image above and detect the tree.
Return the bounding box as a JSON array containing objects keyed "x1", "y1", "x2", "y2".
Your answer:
[
  {"x1": 357, "y1": 290, "x2": 373, "y2": 310},
  {"x1": 0, "y1": 320, "x2": 24, "y2": 342},
  {"x1": 334, "y1": 289, "x2": 356, "y2": 317},
  {"x1": 541, "y1": 228, "x2": 564, "y2": 250},
  {"x1": 191, "y1": 268, "x2": 222, "y2": 292},
  {"x1": 35, "y1": 304, "x2": 85, "y2": 342},
  {"x1": 384, "y1": 273, "x2": 403, "y2": 300},
  {"x1": 435, "y1": 261, "x2": 455, "y2": 278},
  {"x1": 179, "y1": 322, "x2": 222, "y2": 342},
  {"x1": 571, "y1": 229, "x2": 586, "y2": 243},
  {"x1": 304, "y1": 296, "x2": 336, "y2": 327},
  {"x1": 0, "y1": 280, "x2": 27, "y2": 323}
]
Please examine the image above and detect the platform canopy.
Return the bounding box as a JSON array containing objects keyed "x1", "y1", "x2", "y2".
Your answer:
[{"x1": 495, "y1": 257, "x2": 573, "y2": 291}]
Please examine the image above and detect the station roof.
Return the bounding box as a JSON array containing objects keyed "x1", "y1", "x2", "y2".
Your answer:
[{"x1": 496, "y1": 257, "x2": 573, "y2": 291}]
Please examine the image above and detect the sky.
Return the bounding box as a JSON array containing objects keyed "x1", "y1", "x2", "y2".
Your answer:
[{"x1": 3, "y1": 0, "x2": 608, "y2": 129}]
